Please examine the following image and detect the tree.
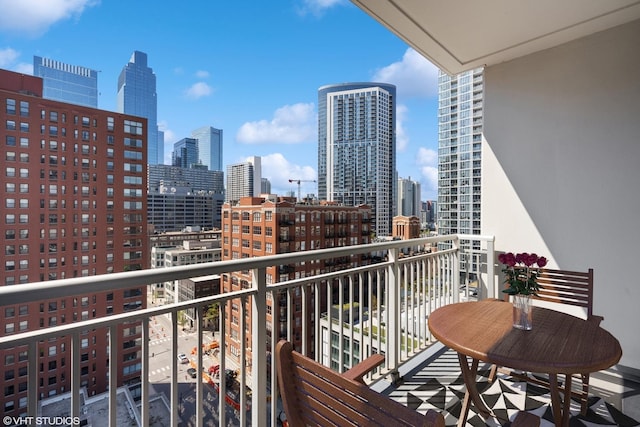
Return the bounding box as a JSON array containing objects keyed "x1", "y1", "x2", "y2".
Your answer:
[
  {"x1": 177, "y1": 310, "x2": 188, "y2": 331},
  {"x1": 203, "y1": 303, "x2": 220, "y2": 331}
]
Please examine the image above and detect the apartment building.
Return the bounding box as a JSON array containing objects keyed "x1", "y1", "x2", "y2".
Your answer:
[
  {"x1": 318, "y1": 83, "x2": 396, "y2": 237},
  {"x1": 0, "y1": 69, "x2": 147, "y2": 413},
  {"x1": 221, "y1": 196, "x2": 372, "y2": 368},
  {"x1": 437, "y1": 68, "x2": 484, "y2": 263}
]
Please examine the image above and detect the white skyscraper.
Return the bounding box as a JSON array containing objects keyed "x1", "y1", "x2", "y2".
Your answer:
[
  {"x1": 397, "y1": 177, "x2": 421, "y2": 217},
  {"x1": 437, "y1": 68, "x2": 484, "y2": 256},
  {"x1": 225, "y1": 156, "x2": 261, "y2": 203},
  {"x1": 318, "y1": 83, "x2": 396, "y2": 237}
]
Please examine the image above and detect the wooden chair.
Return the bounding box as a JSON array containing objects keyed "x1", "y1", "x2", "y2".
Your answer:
[
  {"x1": 275, "y1": 340, "x2": 445, "y2": 426},
  {"x1": 491, "y1": 267, "x2": 600, "y2": 414}
]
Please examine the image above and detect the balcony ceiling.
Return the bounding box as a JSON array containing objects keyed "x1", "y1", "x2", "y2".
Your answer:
[{"x1": 350, "y1": 0, "x2": 640, "y2": 75}]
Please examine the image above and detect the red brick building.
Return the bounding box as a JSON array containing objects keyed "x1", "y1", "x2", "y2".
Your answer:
[
  {"x1": 392, "y1": 215, "x2": 421, "y2": 240},
  {"x1": 221, "y1": 196, "x2": 372, "y2": 367},
  {"x1": 0, "y1": 69, "x2": 148, "y2": 413}
]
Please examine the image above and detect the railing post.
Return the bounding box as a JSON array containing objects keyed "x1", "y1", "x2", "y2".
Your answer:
[
  {"x1": 452, "y1": 236, "x2": 460, "y2": 303},
  {"x1": 486, "y1": 237, "x2": 496, "y2": 299},
  {"x1": 387, "y1": 246, "x2": 401, "y2": 383},
  {"x1": 108, "y1": 325, "x2": 118, "y2": 427},
  {"x1": 71, "y1": 331, "x2": 81, "y2": 419},
  {"x1": 141, "y1": 318, "x2": 149, "y2": 427},
  {"x1": 195, "y1": 309, "x2": 204, "y2": 427},
  {"x1": 251, "y1": 267, "x2": 267, "y2": 427},
  {"x1": 170, "y1": 310, "x2": 179, "y2": 427},
  {"x1": 239, "y1": 295, "x2": 247, "y2": 427},
  {"x1": 28, "y1": 341, "x2": 37, "y2": 416}
]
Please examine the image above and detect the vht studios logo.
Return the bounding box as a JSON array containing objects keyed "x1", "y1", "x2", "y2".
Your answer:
[{"x1": 3, "y1": 416, "x2": 81, "y2": 426}]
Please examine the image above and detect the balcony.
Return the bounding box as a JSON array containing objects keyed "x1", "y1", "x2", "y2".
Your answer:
[{"x1": 1, "y1": 235, "x2": 638, "y2": 426}]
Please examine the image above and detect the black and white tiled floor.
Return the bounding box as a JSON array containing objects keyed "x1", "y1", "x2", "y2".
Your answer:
[{"x1": 383, "y1": 347, "x2": 640, "y2": 426}]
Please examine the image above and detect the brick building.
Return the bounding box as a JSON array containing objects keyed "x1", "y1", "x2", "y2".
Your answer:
[
  {"x1": 0, "y1": 69, "x2": 147, "y2": 413},
  {"x1": 220, "y1": 196, "x2": 372, "y2": 369}
]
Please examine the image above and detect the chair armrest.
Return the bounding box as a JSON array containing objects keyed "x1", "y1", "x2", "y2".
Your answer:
[
  {"x1": 588, "y1": 314, "x2": 604, "y2": 326},
  {"x1": 343, "y1": 353, "x2": 385, "y2": 384}
]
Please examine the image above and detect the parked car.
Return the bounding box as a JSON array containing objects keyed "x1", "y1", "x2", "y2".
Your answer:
[
  {"x1": 177, "y1": 353, "x2": 189, "y2": 364},
  {"x1": 187, "y1": 367, "x2": 197, "y2": 378}
]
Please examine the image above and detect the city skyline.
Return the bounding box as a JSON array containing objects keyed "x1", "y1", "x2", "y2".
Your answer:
[{"x1": 0, "y1": 1, "x2": 441, "y2": 200}]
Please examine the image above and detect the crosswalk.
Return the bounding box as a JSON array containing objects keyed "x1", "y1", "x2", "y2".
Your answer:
[
  {"x1": 149, "y1": 336, "x2": 171, "y2": 346},
  {"x1": 149, "y1": 365, "x2": 171, "y2": 377}
]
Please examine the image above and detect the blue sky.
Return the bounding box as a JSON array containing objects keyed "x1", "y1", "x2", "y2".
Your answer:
[{"x1": 0, "y1": 0, "x2": 440, "y2": 200}]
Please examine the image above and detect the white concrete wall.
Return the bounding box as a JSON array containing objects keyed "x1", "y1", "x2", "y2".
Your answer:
[{"x1": 482, "y1": 19, "x2": 640, "y2": 370}]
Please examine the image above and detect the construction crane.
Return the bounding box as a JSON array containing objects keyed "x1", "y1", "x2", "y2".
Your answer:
[{"x1": 288, "y1": 179, "x2": 316, "y2": 202}]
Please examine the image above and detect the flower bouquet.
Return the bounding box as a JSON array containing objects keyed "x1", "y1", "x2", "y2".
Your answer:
[{"x1": 498, "y1": 252, "x2": 548, "y2": 330}]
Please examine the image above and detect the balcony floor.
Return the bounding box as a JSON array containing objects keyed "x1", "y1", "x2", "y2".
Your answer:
[{"x1": 378, "y1": 344, "x2": 640, "y2": 426}]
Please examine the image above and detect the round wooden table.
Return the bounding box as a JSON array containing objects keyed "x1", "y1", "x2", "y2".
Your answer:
[{"x1": 428, "y1": 299, "x2": 622, "y2": 426}]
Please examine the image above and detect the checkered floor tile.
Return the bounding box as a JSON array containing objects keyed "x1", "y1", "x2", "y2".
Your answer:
[{"x1": 386, "y1": 352, "x2": 639, "y2": 426}]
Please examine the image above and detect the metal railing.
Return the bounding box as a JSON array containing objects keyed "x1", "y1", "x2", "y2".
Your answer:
[{"x1": 0, "y1": 234, "x2": 495, "y2": 427}]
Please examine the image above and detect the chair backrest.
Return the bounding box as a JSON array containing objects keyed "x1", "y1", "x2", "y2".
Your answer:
[
  {"x1": 275, "y1": 340, "x2": 445, "y2": 427},
  {"x1": 534, "y1": 268, "x2": 595, "y2": 318},
  {"x1": 501, "y1": 268, "x2": 596, "y2": 319}
]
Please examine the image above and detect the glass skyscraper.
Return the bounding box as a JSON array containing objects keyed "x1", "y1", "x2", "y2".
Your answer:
[
  {"x1": 33, "y1": 56, "x2": 98, "y2": 108},
  {"x1": 191, "y1": 126, "x2": 223, "y2": 171},
  {"x1": 117, "y1": 51, "x2": 161, "y2": 165},
  {"x1": 172, "y1": 137, "x2": 199, "y2": 168},
  {"x1": 318, "y1": 83, "x2": 396, "y2": 237}
]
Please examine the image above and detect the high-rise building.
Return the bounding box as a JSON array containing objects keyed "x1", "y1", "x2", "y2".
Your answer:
[
  {"x1": 147, "y1": 164, "x2": 225, "y2": 230},
  {"x1": 221, "y1": 196, "x2": 372, "y2": 368},
  {"x1": 318, "y1": 83, "x2": 396, "y2": 237},
  {"x1": 172, "y1": 137, "x2": 199, "y2": 168},
  {"x1": 397, "y1": 177, "x2": 421, "y2": 217},
  {"x1": 261, "y1": 178, "x2": 271, "y2": 194},
  {"x1": 225, "y1": 156, "x2": 261, "y2": 203},
  {"x1": 437, "y1": 68, "x2": 483, "y2": 256},
  {"x1": 0, "y1": 69, "x2": 147, "y2": 412},
  {"x1": 117, "y1": 51, "x2": 161, "y2": 165},
  {"x1": 191, "y1": 126, "x2": 223, "y2": 171},
  {"x1": 33, "y1": 56, "x2": 99, "y2": 108}
]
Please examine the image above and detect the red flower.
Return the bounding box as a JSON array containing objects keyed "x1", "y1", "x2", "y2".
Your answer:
[
  {"x1": 501, "y1": 252, "x2": 516, "y2": 267},
  {"x1": 537, "y1": 256, "x2": 547, "y2": 268}
]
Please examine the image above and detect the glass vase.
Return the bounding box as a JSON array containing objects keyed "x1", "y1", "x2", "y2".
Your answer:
[{"x1": 512, "y1": 294, "x2": 533, "y2": 330}]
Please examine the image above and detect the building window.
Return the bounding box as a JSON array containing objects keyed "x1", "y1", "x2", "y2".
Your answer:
[{"x1": 6, "y1": 99, "x2": 16, "y2": 114}]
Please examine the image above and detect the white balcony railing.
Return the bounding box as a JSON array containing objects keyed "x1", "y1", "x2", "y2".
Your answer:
[{"x1": 0, "y1": 234, "x2": 495, "y2": 427}]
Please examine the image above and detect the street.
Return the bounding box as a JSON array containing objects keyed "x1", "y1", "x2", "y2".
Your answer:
[{"x1": 146, "y1": 299, "x2": 246, "y2": 426}]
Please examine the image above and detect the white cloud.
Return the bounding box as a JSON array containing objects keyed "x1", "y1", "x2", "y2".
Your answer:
[
  {"x1": 296, "y1": 0, "x2": 345, "y2": 16},
  {"x1": 184, "y1": 82, "x2": 213, "y2": 99},
  {"x1": 416, "y1": 147, "x2": 438, "y2": 195},
  {"x1": 236, "y1": 103, "x2": 316, "y2": 144},
  {"x1": 195, "y1": 70, "x2": 209, "y2": 79},
  {"x1": 395, "y1": 104, "x2": 409, "y2": 152},
  {"x1": 13, "y1": 62, "x2": 33, "y2": 74},
  {"x1": 260, "y1": 153, "x2": 317, "y2": 196},
  {"x1": 0, "y1": 48, "x2": 19, "y2": 67},
  {"x1": 417, "y1": 147, "x2": 437, "y2": 165},
  {"x1": 372, "y1": 48, "x2": 439, "y2": 99},
  {"x1": 0, "y1": 0, "x2": 98, "y2": 36}
]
